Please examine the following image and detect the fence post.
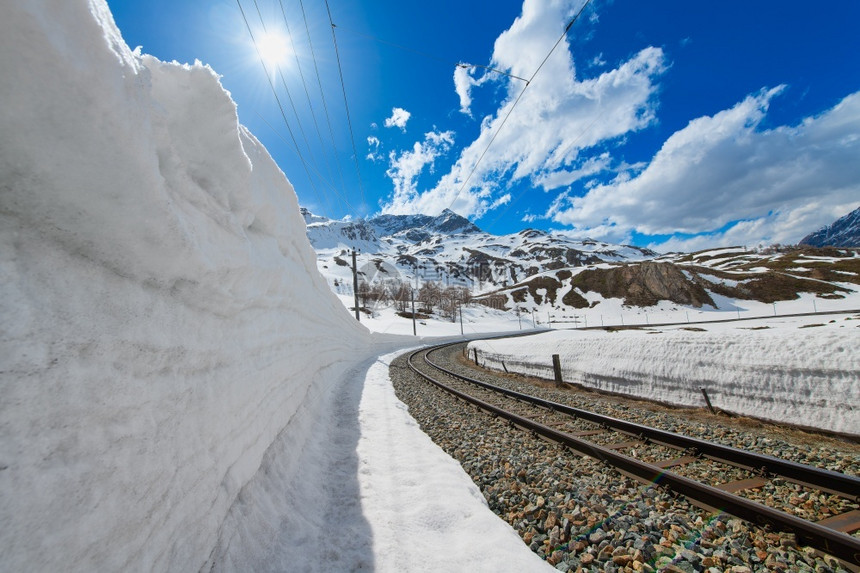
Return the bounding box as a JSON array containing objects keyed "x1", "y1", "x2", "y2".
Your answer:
[
  {"x1": 552, "y1": 354, "x2": 563, "y2": 387},
  {"x1": 473, "y1": 347, "x2": 479, "y2": 366},
  {"x1": 701, "y1": 388, "x2": 716, "y2": 415}
]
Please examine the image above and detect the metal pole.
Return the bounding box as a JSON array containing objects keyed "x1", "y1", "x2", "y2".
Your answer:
[{"x1": 351, "y1": 249, "x2": 360, "y2": 321}]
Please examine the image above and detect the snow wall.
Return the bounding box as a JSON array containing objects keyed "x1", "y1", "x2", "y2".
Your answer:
[
  {"x1": 0, "y1": 1, "x2": 385, "y2": 570},
  {"x1": 468, "y1": 327, "x2": 859, "y2": 436}
]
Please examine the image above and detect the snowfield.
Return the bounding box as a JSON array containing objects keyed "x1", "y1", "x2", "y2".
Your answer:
[
  {"x1": 205, "y1": 350, "x2": 550, "y2": 571},
  {"x1": 468, "y1": 313, "x2": 860, "y2": 436}
]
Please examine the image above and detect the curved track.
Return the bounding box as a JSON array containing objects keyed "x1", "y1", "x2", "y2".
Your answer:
[{"x1": 407, "y1": 340, "x2": 860, "y2": 567}]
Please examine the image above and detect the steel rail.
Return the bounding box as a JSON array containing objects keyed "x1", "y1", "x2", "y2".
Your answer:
[
  {"x1": 407, "y1": 343, "x2": 860, "y2": 567},
  {"x1": 425, "y1": 344, "x2": 860, "y2": 500}
]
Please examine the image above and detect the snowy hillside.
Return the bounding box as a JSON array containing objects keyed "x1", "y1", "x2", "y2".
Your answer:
[
  {"x1": 306, "y1": 205, "x2": 860, "y2": 329},
  {"x1": 303, "y1": 207, "x2": 654, "y2": 304},
  {"x1": 0, "y1": 2, "x2": 385, "y2": 570},
  {"x1": 801, "y1": 206, "x2": 860, "y2": 247},
  {"x1": 468, "y1": 313, "x2": 860, "y2": 435},
  {"x1": 467, "y1": 245, "x2": 860, "y2": 327}
]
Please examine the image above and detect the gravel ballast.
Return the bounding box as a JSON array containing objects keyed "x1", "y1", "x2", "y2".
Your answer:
[{"x1": 389, "y1": 345, "x2": 860, "y2": 573}]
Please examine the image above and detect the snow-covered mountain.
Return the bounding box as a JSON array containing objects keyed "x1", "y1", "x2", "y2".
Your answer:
[
  {"x1": 800, "y1": 206, "x2": 860, "y2": 247},
  {"x1": 303, "y1": 207, "x2": 860, "y2": 324},
  {"x1": 302, "y1": 207, "x2": 656, "y2": 294}
]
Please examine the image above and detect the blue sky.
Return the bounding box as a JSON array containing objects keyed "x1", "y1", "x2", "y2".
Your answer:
[{"x1": 108, "y1": 0, "x2": 860, "y2": 251}]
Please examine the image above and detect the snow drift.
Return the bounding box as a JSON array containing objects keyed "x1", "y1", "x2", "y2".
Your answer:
[
  {"x1": 468, "y1": 319, "x2": 859, "y2": 435},
  {"x1": 0, "y1": 1, "x2": 382, "y2": 570}
]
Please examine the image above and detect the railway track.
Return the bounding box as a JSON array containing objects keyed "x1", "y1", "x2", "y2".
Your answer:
[{"x1": 406, "y1": 340, "x2": 860, "y2": 568}]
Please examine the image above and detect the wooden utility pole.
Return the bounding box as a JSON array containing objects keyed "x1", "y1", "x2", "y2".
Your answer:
[
  {"x1": 459, "y1": 301, "x2": 463, "y2": 335},
  {"x1": 351, "y1": 249, "x2": 360, "y2": 321},
  {"x1": 411, "y1": 287, "x2": 417, "y2": 336}
]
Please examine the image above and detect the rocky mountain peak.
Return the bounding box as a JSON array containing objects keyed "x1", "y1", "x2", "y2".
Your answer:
[{"x1": 800, "y1": 206, "x2": 860, "y2": 247}]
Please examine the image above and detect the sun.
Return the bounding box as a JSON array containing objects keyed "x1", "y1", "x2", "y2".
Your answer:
[{"x1": 256, "y1": 29, "x2": 290, "y2": 72}]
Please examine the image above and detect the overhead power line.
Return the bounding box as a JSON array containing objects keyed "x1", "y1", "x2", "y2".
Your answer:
[
  {"x1": 236, "y1": 0, "x2": 327, "y2": 210},
  {"x1": 443, "y1": 0, "x2": 593, "y2": 217},
  {"x1": 324, "y1": 0, "x2": 367, "y2": 207},
  {"x1": 256, "y1": 111, "x2": 356, "y2": 213},
  {"x1": 277, "y1": 0, "x2": 340, "y2": 211},
  {"x1": 295, "y1": 0, "x2": 352, "y2": 210},
  {"x1": 251, "y1": 0, "x2": 333, "y2": 213}
]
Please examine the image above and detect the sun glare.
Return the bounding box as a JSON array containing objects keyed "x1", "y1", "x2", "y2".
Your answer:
[{"x1": 256, "y1": 30, "x2": 290, "y2": 72}]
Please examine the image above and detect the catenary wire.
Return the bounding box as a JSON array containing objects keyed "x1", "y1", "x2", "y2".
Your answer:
[
  {"x1": 277, "y1": 0, "x2": 340, "y2": 211},
  {"x1": 324, "y1": 0, "x2": 367, "y2": 207},
  {"x1": 486, "y1": 108, "x2": 605, "y2": 229},
  {"x1": 236, "y1": 0, "x2": 326, "y2": 210},
  {"x1": 255, "y1": 111, "x2": 357, "y2": 213},
  {"x1": 442, "y1": 0, "x2": 593, "y2": 219},
  {"x1": 296, "y1": 0, "x2": 352, "y2": 209},
  {"x1": 251, "y1": 0, "x2": 334, "y2": 213}
]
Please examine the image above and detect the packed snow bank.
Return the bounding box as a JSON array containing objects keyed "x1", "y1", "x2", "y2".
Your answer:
[
  {"x1": 0, "y1": 1, "x2": 399, "y2": 570},
  {"x1": 205, "y1": 351, "x2": 553, "y2": 572},
  {"x1": 468, "y1": 315, "x2": 860, "y2": 435}
]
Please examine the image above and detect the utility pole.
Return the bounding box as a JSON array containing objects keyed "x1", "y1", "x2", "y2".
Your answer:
[
  {"x1": 411, "y1": 287, "x2": 417, "y2": 336},
  {"x1": 351, "y1": 248, "x2": 360, "y2": 321},
  {"x1": 459, "y1": 301, "x2": 463, "y2": 335},
  {"x1": 411, "y1": 264, "x2": 420, "y2": 336}
]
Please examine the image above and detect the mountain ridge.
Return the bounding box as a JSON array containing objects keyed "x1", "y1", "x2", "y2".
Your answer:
[
  {"x1": 302, "y1": 207, "x2": 656, "y2": 292},
  {"x1": 800, "y1": 206, "x2": 860, "y2": 247},
  {"x1": 302, "y1": 208, "x2": 859, "y2": 321}
]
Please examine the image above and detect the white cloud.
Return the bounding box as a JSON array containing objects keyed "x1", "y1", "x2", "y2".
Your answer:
[
  {"x1": 384, "y1": 107, "x2": 411, "y2": 131},
  {"x1": 453, "y1": 65, "x2": 475, "y2": 115},
  {"x1": 366, "y1": 135, "x2": 381, "y2": 162},
  {"x1": 551, "y1": 88, "x2": 860, "y2": 250},
  {"x1": 381, "y1": 130, "x2": 455, "y2": 214},
  {"x1": 382, "y1": 0, "x2": 666, "y2": 219},
  {"x1": 453, "y1": 64, "x2": 491, "y2": 115},
  {"x1": 488, "y1": 193, "x2": 511, "y2": 210},
  {"x1": 534, "y1": 152, "x2": 611, "y2": 190},
  {"x1": 589, "y1": 53, "x2": 606, "y2": 68}
]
